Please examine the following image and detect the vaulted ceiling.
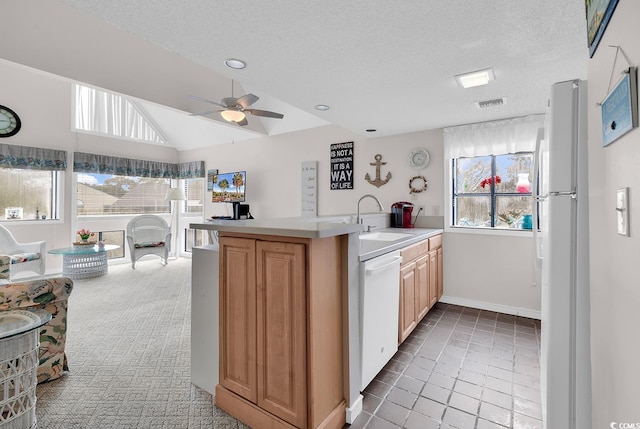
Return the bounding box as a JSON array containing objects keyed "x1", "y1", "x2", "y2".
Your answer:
[{"x1": 1, "y1": 0, "x2": 588, "y2": 151}]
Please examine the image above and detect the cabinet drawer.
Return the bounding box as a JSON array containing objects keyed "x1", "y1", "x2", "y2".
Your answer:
[
  {"x1": 429, "y1": 234, "x2": 442, "y2": 250},
  {"x1": 400, "y1": 239, "x2": 429, "y2": 264}
]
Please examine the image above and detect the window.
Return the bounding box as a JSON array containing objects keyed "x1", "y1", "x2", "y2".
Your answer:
[
  {"x1": 74, "y1": 153, "x2": 205, "y2": 216},
  {"x1": 0, "y1": 169, "x2": 61, "y2": 221},
  {"x1": 184, "y1": 178, "x2": 204, "y2": 215},
  {"x1": 0, "y1": 143, "x2": 66, "y2": 221},
  {"x1": 452, "y1": 152, "x2": 534, "y2": 229},
  {"x1": 73, "y1": 84, "x2": 168, "y2": 145},
  {"x1": 97, "y1": 230, "x2": 125, "y2": 259},
  {"x1": 185, "y1": 228, "x2": 206, "y2": 253},
  {"x1": 77, "y1": 173, "x2": 171, "y2": 215}
]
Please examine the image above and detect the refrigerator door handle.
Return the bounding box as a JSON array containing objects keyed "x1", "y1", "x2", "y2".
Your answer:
[
  {"x1": 532, "y1": 127, "x2": 544, "y2": 271},
  {"x1": 549, "y1": 190, "x2": 577, "y2": 199}
]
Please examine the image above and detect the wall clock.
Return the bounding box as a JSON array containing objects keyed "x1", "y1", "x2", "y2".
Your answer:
[
  {"x1": 0, "y1": 105, "x2": 21, "y2": 137},
  {"x1": 408, "y1": 147, "x2": 430, "y2": 170}
]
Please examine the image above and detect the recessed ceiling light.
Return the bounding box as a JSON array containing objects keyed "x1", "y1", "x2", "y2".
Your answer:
[
  {"x1": 315, "y1": 104, "x2": 330, "y2": 111},
  {"x1": 224, "y1": 58, "x2": 246, "y2": 69},
  {"x1": 366, "y1": 129, "x2": 377, "y2": 133},
  {"x1": 455, "y1": 68, "x2": 495, "y2": 88}
]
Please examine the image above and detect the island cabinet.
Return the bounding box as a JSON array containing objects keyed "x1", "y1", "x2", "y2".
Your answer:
[
  {"x1": 215, "y1": 233, "x2": 346, "y2": 429},
  {"x1": 398, "y1": 234, "x2": 443, "y2": 344}
]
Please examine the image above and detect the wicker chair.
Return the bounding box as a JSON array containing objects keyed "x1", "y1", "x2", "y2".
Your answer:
[
  {"x1": 0, "y1": 224, "x2": 46, "y2": 281},
  {"x1": 126, "y1": 215, "x2": 171, "y2": 269}
]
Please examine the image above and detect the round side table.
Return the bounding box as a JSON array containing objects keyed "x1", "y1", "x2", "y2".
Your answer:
[{"x1": 0, "y1": 309, "x2": 51, "y2": 429}]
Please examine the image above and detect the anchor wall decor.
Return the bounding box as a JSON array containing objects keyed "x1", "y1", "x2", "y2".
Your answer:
[{"x1": 365, "y1": 154, "x2": 392, "y2": 188}]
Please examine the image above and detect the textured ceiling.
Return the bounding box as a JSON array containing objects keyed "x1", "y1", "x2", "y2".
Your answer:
[{"x1": 3, "y1": 1, "x2": 589, "y2": 150}]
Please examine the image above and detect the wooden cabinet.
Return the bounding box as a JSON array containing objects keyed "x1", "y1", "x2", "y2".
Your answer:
[
  {"x1": 399, "y1": 260, "x2": 418, "y2": 343},
  {"x1": 398, "y1": 234, "x2": 443, "y2": 344},
  {"x1": 217, "y1": 233, "x2": 345, "y2": 429},
  {"x1": 429, "y1": 234, "x2": 443, "y2": 301}
]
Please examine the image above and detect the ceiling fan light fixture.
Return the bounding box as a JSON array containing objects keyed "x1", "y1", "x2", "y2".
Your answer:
[
  {"x1": 455, "y1": 68, "x2": 495, "y2": 88},
  {"x1": 224, "y1": 58, "x2": 246, "y2": 69},
  {"x1": 221, "y1": 109, "x2": 246, "y2": 122}
]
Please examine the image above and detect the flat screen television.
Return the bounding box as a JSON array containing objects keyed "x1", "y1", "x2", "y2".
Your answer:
[{"x1": 211, "y1": 171, "x2": 246, "y2": 203}]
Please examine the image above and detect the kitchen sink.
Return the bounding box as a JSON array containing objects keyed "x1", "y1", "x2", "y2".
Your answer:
[{"x1": 359, "y1": 231, "x2": 413, "y2": 241}]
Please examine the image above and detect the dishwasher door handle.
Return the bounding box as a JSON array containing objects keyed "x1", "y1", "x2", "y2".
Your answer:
[{"x1": 365, "y1": 256, "x2": 403, "y2": 276}]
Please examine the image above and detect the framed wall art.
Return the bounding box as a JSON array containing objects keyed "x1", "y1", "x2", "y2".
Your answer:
[
  {"x1": 601, "y1": 67, "x2": 638, "y2": 147},
  {"x1": 207, "y1": 169, "x2": 218, "y2": 191},
  {"x1": 586, "y1": 0, "x2": 620, "y2": 57}
]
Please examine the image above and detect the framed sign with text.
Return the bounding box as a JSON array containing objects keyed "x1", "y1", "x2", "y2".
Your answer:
[
  {"x1": 601, "y1": 67, "x2": 638, "y2": 147},
  {"x1": 330, "y1": 141, "x2": 354, "y2": 190}
]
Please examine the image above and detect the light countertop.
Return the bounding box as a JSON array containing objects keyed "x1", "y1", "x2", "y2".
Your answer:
[
  {"x1": 190, "y1": 218, "x2": 442, "y2": 261},
  {"x1": 358, "y1": 228, "x2": 443, "y2": 262}
]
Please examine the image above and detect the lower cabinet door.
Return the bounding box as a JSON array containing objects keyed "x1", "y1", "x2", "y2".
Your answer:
[
  {"x1": 428, "y1": 249, "x2": 438, "y2": 308},
  {"x1": 256, "y1": 240, "x2": 307, "y2": 428},
  {"x1": 399, "y1": 261, "x2": 417, "y2": 344},
  {"x1": 219, "y1": 237, "x2": 257, "y2": 403},
  {"x1": 437, "y1": 246, "x2": 444, "y2": 300},
  {"x1": 416, "y1": 254, "x2": 430, "y2": 320}
]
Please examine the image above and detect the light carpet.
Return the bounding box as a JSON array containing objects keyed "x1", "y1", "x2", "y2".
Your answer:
[{"x1": 36, "y1": 257, "x2": 248, "y2": 429}]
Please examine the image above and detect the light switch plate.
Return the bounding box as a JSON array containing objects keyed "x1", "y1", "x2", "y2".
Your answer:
[{"x1": 616, "y1": 187, "x2": 630, "y2": 236}]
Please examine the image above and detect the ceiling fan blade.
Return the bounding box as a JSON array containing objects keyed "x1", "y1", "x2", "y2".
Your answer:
[
  {"x1": 236, "y1": 94, "x2": 259, "y2": 109},
  {"x1": 237, "y1": 117, "x2": 249, "y2": 126},
  {"x1": 245, "y1": 109, "x2": 284, "y2": 119},
  {"x1": 189, "y1": 109, "x2": 223, "y2": 117},
  {"x1": 187, "y1": 94, "x2": 226, "y2": 108}
]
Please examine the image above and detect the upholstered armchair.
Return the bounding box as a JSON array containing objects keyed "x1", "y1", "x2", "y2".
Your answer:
[
  {"x1": 0, "y1": 224, "x2": 46, "y2": 281},
  {"x1": 126, "y1": 215, "x2": 171, "y2": 269},
  {"x1": 0, "y1": 276, "x2": 74, "y2": 383}
]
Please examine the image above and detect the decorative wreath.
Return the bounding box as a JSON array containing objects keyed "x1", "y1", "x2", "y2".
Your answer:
[{"x1": 409, "y1": 175, "x2": 428, "y2": 194}]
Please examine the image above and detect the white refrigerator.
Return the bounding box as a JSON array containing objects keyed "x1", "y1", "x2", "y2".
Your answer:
[{"x1": 533, "y1": 79, "x2": 591, "y2": 429}]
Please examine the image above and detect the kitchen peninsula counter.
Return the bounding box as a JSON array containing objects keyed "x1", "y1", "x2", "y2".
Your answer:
[
  {"x1": 189, "y1": 217, "x2": 361, "y2": 238},
  {"x1": 189, "y1": 218, "x2": 444, "y2": 427},
  {"x1": 190, "y1": 217, "x2": 358, "y2": 429}
]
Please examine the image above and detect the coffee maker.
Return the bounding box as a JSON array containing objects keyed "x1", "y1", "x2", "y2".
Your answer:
[{"x1": 390, "y1": 202, "x2": 414, "y2": 228}]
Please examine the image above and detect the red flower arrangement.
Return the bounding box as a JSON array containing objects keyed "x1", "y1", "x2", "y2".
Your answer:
[{"x1": 480, "y1": 175, "x2": 501, "y2": 189}]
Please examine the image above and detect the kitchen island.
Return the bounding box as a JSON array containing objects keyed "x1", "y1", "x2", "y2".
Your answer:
[{"x1": 190, "y1": 217, "x2": 443, "y2": 428}]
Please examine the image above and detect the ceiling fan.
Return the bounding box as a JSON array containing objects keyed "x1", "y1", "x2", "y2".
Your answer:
[{"x1": 188, "y1": 80, "x2": 284, "y2": 126}]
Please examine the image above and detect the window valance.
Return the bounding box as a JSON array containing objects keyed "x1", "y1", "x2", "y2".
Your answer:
[
  {"x1": 0, "y1": 143, "x2": 67, "y2": 171},
  {"x1": 178, "y1": 160, "x2": 205, "y2": 178},
  {"x1": 73, "y1": 152, "x2": 204, "y2": 179},
  {"x1": 443, "y1": 115, "x2": 545, "y2": 158}
]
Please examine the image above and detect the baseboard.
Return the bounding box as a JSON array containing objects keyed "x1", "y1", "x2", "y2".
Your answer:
[
  {"x1": 439, "y1": 295, "x2": 541, "y2": 320},
  {"x1": 345, "y1": 394, "x2": 363, "y2": 424}
]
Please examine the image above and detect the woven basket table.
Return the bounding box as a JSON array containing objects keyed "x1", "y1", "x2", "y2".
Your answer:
[{"x1": 0, "y1": 310, "x2": 51, "y2": 429}]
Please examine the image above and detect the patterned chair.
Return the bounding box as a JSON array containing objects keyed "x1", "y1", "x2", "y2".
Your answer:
[
  {"x1": 0, "y1": 276, "x2": 73, "y2": 383},
  {"x1": 126, "y1": 215, "x2": 171, "y2": 269},
  {"x1": 0, "y1": 224, "x2": 46, "y2": 281}
]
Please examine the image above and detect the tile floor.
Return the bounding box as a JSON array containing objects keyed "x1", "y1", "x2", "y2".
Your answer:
[{"x1": 348, "y1": 303, "x2": 542, "y2": 429}]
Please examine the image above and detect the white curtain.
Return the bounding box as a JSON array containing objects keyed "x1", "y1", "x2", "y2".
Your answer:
[
  {"x1": 443, "y1": 115, "x2": 545, "y2": 158},
  {"x1": 73, "y1": 84, "x2": 168, "y2": 145}
]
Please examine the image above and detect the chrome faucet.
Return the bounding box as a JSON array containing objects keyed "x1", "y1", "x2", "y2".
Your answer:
[{"x1": 356, "y1": 194, "x2": 384, "y2": 225}]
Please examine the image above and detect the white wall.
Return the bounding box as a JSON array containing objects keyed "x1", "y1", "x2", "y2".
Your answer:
[
  {"x1": 444, "y1": 232, "x2": 539, "y2": 318},
  {"x1": 181, "y1": 126, "x2": 445, "y2": 221},
  {"x1": 587, "y1": 2, "x2": 640, "y2": 426}
]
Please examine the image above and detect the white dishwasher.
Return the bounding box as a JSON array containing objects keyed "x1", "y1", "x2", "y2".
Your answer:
[{"x1": 360, "y1": 250, "x2": 402, "y2": 390}]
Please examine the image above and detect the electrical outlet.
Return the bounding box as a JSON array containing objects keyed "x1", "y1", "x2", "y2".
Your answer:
[{"x1": 432, "y1": 205, "x2": 440, "y2": 216}]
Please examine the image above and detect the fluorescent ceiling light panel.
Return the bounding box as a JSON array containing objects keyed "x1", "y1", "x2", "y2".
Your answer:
[{"x1": 455, "y1": 68, "x2": 495, "y2": 88}]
